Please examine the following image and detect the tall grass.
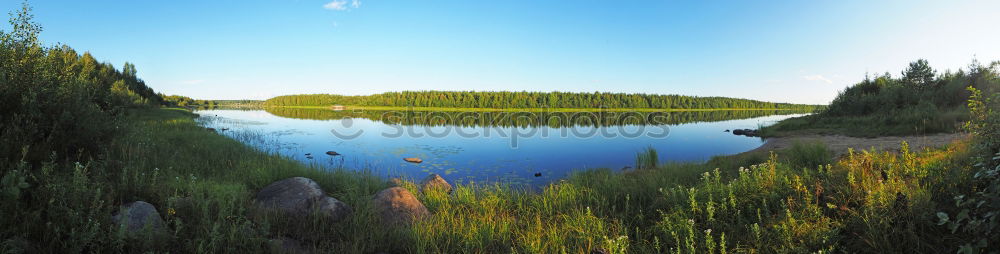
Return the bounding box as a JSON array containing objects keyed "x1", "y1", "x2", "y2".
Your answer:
[
  {"x1": 635, "y1": 146, "x2": 659, "y2": 170},
  {"x1": 0, "y1": 107, "x2": 985, "y2": 253},
  {"x1": 784, "y1": 141, "x2": 832, "y2": 170}
]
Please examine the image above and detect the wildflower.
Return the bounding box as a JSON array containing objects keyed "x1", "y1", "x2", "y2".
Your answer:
[{"x1": 167, "y1": 208, "x2": 176, "y2": 216}]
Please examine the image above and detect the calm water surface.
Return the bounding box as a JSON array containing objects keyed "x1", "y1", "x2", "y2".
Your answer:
[{"x1": 195, "y1": 108, "x2": 806, "y2": 186}]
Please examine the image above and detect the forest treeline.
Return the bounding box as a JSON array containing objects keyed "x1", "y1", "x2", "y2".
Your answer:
[
  {"x1": 766, "y1": 59, "x2": 1000, "y2": 136},
  {"x1": 161, "y1": 96, "x2": 263, "y2": 109},
  {"x1": 0, "y1": 4, "x2": 162, "y2": 161},
  {"x1": 264, "y1": 91, "x2": 820, "y2": 110},
  {"x1": 264, "y1": 107, "x2": 806, "y2": 128},
  {"x1": 161, "y1": 95, "x2": 217, "y2": 108}
]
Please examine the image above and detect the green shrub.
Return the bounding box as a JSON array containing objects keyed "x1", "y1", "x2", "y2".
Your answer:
[
  {"x1": 764, "y1": 59, "x2": 998, "y2": 137},
  {"x1": 938, "y1": 85, "x2": 1000, "y2": 253},
  {"x1": 0, "y1": 3, "x2": 162, "y2": 163}
]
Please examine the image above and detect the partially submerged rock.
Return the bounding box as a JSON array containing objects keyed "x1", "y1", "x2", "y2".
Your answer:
[
  {"x1": 403, "y1": 157, "x2": 423, "y2": 163},
  {"x1": 420, "y1": 174, "x2": 452, "y2": 193},
  {"x1": 373, "y1": 187, "x2": 429, "y2": 225},
  {"x1": 731, "y1": 129, "x2": 759, "y2": 137},
  {"x1": 254, "y1": 177, "x2": 352, "y2": 222},
  {"x1": 325, "y1": 151, "x2": 340, "y2": 156},
  {"x1": 112, "y1": 201, "x2": 168, "y2": 237}
]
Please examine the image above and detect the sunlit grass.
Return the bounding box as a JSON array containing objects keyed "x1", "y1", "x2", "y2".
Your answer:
[{"x1": 2, "y1": 107, "x2": 977, "y2": 253}]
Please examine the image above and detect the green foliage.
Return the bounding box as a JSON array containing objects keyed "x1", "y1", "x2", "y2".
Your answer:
[
  {"x1": 8, "y1": 105, "x2": 972, "y2": 253},
  {"x1": 161, "y1": 94, "x2": 217, "y2": 108},
  {"x1": 965, "y1": 86, "x2": 1000, "y2": 157},
  {"x1": 0, "y1": 4, "x2": 166, "y2": 252},
  {"x1": 937, "y1": 86, "x2": 1000, "y2": 253},
  {"x1": 0, "y1": 107, "x2": 984, "y2": 253},
  {"x1": 264, "y1": 91, "x2": 821, "y2": 110},
  {"x1": 213, "y1": 99, "x2": 264, "y2": 108},
  {"x1": 902, "y1": 59, "x2": 937, "y2": 88},
  {"x1": 0, "y1": 3, "x2": 161, "y2": 162},
  {"x1": 1, "y1": 3, "x2": 997, "y2": 253},
  {"x1": 0, "y1": 167, "x2": 29, "y2": 201},
  {"x1": 265, "y1": 107, "x2": 811, "y2": 128},
  {"x1": 766, "y1": 59, "x2": 999, "y2": 137}
]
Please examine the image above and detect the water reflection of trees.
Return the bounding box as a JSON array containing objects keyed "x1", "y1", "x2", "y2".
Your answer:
[{"x1": 264, "y1": 108, "x2": 810, "y2": 128}]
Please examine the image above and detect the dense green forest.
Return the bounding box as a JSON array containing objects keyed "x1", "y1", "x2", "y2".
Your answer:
[
  {"x1": 161, "y1": 96, "x2": 263, "y2": 109},
  {"x1": 264, "y1": 107, "x2": 808, "y2": 128},
  {"x1": 161, "y1": 95, "x2": 217, "y2": 108},
  {"x1": 766, "y1": 59, "x2": 999, "y2": 136},
  {"x1": 0, "y1": 4, "x2": 162, "y2": 162},
  {"x1": 264, "y1": 91, "x2": 820, "y2": 110},
  {"x1": 214, "y1": 99, "x2": 264, "y2": 108}
]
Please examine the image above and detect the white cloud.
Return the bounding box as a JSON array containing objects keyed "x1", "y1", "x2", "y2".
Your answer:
[
  {"x1": 802, "y1": 75, "x2": 833, "y2": 84},
  {"x1": 323, "y1": 0, "x2": 348, "y2": 10},
  {"x1": 181, "y1": 79, "x2": 205, "y2": 85},
  {"x1": 324, "y1": 0, "x2": 361, "y2": 11}
]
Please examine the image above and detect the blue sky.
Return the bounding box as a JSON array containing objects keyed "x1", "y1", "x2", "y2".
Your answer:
[{"x1": 4, "y1": 0, "x2": 1000, "y2": 104}]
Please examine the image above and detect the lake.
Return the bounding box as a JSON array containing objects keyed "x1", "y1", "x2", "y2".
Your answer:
[{"x1": 195, "y1": 108, "x2": 807, "y2": 187}]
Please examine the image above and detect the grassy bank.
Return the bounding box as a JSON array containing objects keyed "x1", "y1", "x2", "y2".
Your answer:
[
  {"x1": 761, "y1": 107, "x2": 968, "y2": 137},
  {"x1": 4, "y1": 107, "x2": 991, "y2": 253},
  {"x1": 762, "y1": 60, "x2": 998, "y2": 137}
]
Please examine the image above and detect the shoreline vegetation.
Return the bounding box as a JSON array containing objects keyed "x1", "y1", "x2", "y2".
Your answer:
[
  {"x1": 258, "y1": 107, "x2": 809, "y2": 128},
  {"x1": 261, "y1": 91, "x2": 823, "y2": 112},
  {"x1": 263, "y1": 105, "x2": 817, "y2": 113},
  {"x1": 3, "y1": 3, "x2": 1000, "y2": 253},
  {"x1": 761, "y1": 59, "x2": 997, "y2": 137}
]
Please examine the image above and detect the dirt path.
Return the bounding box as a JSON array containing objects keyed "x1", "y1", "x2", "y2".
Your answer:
[{"x1": 747, "y1": 133, "x2": 968, "y2": 157}]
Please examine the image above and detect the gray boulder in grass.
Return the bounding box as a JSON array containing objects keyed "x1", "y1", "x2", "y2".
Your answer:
[
  {"x1": 254, "y1": 177, "x2": 352, "y2": 222},
  {"x1": 112, "y1": 201, "x2": 168, "y2": 237}
]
